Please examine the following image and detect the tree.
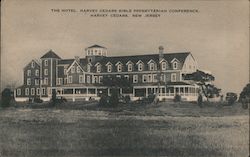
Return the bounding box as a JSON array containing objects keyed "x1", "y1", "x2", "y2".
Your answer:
[
  {"x1": 183, "y1": 70, "x2": 221, "y2": 101},
  {"x1": 239, "y1": 83, "x2": 250, "y2": 109},
  {"x1": 101, "y1": 75, "x2": 132, "y2": 106},
  {"x1": 1, "y1": 88, "x2": 13, "y2": 108}
]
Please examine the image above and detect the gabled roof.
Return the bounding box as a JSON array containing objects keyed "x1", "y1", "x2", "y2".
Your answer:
[
  {"x1": 87, "y1": 45, "x2": 106, "y2": 49},
  {"x1": 41, "y1": 50, "x2": 61, "y2": 59},
  {"x1": 91, "y1": 52, "x2": 190, "y2": 68}
]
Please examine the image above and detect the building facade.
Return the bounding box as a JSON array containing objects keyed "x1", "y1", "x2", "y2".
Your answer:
[{"x1": 15, "y1": 44, "x2": 200, "y2": 102}]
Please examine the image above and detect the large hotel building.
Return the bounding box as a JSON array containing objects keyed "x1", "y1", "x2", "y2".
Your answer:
[{"x1": 15, "y1": 44, "x2": 200, "y2": 102}]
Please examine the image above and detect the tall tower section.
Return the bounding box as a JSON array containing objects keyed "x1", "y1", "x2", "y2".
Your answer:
[{"x1": 85, "y1": 45, "x2": 107, "y2": 64}]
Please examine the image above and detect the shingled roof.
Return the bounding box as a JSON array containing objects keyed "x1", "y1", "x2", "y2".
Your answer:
[
  {"x1": 93, "y1": 52, "x2": 191, "y2": 66},
  {"x1": 41, "y1": 50, "x2": 61, "y2": 59},
  {"x1": 87, "y1": 45, "x2": 106, "y2": 49}
]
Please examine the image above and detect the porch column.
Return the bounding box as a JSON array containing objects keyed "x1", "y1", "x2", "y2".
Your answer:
[
  {"x1": 73, "y1": 88, "x2": 75, "y2": 102},
  {"x1": 95, "y1": 88, "x2": 97, "y2": 96},
  {"x1": 146, "y1": 87, "x2": 148, "y2": 97},
  {"x1": 86, "y1": 87, "x2": 89, "y2": 96},
  {"x1": 108, "y1": 88, "x2": 110, "y2": 96},
  {"x1": 133, "y1": 88, "x2": 135, "y2": 97},
  {"x1": 164, "y1": 87, "x2": 167, "y2": 96},
  {"x1": 120, "y1": 88, "x2": 122, "y2": 95}
]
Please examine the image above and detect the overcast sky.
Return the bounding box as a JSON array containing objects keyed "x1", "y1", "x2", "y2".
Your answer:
[{"x1": 1, "y1": 0, "x2": 249, "y2": 95}]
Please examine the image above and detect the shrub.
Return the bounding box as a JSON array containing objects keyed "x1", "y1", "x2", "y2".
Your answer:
[
  {"x1": 124, "y1": 95, "x2": 131, "y2": 103},
  {"x1": 1, "y1": 88, "x2": 12, "y2": 108},
  {"x1": 174, "y1": 94, "x2": 181, "y2": 102},
  {"x1": 110, "y1": 90, "x2": 119, "y2": 107},
  {"x1": 99, "y1": 95, "x2": 109, "y2": 107}
]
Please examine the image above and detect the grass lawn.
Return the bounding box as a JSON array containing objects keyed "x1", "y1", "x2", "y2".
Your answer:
[{"x1": 0, "y1": 101, "x2": 249, "y2": 157}]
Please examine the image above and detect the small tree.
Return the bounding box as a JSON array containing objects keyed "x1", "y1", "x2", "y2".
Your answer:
[
  {"x1": 1, "y1": 88, "x2": 12, "y2": 108},
  {"x1": 51, "y1": 89, "x2": 57, "y2": 106},
  {"x1": 183, "y1": 70, "x2": 221, "y2": 101},
  {"x1": 239, "y1": 83, "x2": 250, "y2": 109}
]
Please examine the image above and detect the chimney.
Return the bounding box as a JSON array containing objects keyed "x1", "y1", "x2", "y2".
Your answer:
[
  {"x1": 159, "y1": 46, "x2": 164, "y2": 61},
  {"x1": 75, "y1": 56, "x2": 80, "y2": 62}
]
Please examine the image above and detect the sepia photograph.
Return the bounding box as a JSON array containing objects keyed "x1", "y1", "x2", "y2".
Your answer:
[{"x1": 0, "y1": 0, "x2": 249, "y2": 157}]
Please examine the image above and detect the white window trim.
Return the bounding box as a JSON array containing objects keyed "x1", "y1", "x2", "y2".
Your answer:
[
  {"x1": 56, "y1": 78, "x2": 62, "y2": 85},
  {"x1": 71, "y1": 66, "x2": 75, "y2": 73},
  {"x1": 149, "y1": 63, "x2": 155, "y2": 71},
  {"x1": 17, "y1": 89, "x2": 21, "y2": 96},
  {"x1": 77, "y1": 66, "x2": 81, "y2": 73},
  {"x1": 128, "y1": 64, "x2": 133, "y2": 72},
  {"x1": 117, "y1": 65, "x2": 122, "y2": 72},
  {"x1": 44, "y1": 77, "x2": 48, "y2": 85},
  {"x1": 162, "y1": 62, "x2": 167, "y2": 70},
  {"x1": 87, "y1": 76, "x2": 91, "y2": 83},
  {"x1": 44, "y1": 60, "x2": 48, "y2": 66},
  {"x1": 27, "y1": 70, "x2": 31, "y2": 76},
  {"x1": 79, "y1": 75, "x2": 84, "y2": 83},
  {"x1": 27, "y1": 78, "x2": 31, "y2": 85},
  {"x1": 173, "y1": 62, "x2": 178, "y2": 70},
  {"x1": 25, "y1": 88, "x2": 29, "y2": 95},
  {"x1": 107, "y1": 65, "x2": 112, "y2": 72},
  {"x1": 133, "y1": 75, "x2": 138, "y2": 83},
  {"x1": 37, "y1": 88, "x2": 40, "y2": 95},
  {"x1": 31, "y1": 88, "x2": 35, "y2": 95},
  {"x1": 68, "y1": 76, "x2": 73, "y2": 83},
  {"x1": 31, "y1": 62, "x2": 35, "y2": 68},
  {"x1": 138, "y1": 64, "x2": 143, "y2": 71},
  {"x1": 44, "y1": 69, "x2": 48, "y2": 75},
  {"x1": 97, "y1": 65, "x2": 101, "y2": 72},
  {"x1": 153, "y1": 74, "x2": 158, "y2": 82},
  {"x1": 142, "y1": 75, "x2": 147, "y2": 83},
  {"x1": 35, "y1": 79, "x2": 39, "y2": 85},
  {"x1": 42, "y1": 88, "x2": 46, "y2": 95},
  {"x1": 35, "y1": 70, "x2": 39, "y2": 76},
  {"x1": 171, "y1": 73, "x2": 177, "y2": 82}
]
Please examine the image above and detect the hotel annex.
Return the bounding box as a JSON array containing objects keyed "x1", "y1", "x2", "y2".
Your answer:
[{"x1": 15, "y1": 44, "x2": 200, "y2": 102}]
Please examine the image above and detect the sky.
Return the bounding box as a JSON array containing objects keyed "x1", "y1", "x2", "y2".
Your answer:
[{"x1": 1, "y1": 0, "x2": 249, "y2": 95}]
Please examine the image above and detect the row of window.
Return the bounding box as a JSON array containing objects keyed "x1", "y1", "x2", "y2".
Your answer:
[
  {"x1": 16, "y1": 88, "x2": 46, "y2": 96},
  {"x1": 26, "y1": 78, "x2": 49, "y2": 85},
  {"x1": 27, "y1": 68, "x2": 49, "y2": 76},
  {"x1": 59, "y1": 73, "x2": 177, "y2": 85}
]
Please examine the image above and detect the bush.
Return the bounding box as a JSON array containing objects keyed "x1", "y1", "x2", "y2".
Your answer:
[
  {"x1": 110, "y1": 90, "x2": 119, "y2": 107},
  {"x1": 124, "y1": 95, "x2": 131, "y2": 103},
  {"x1": 174, "y1": 94, "x2": 181, "y2": 102},
  {"x1": 99, "y1": 95, "x2": 109, "y2": 107},
  {"x1": 1, "y1": 88, "x2": 12, "y2": 107}
]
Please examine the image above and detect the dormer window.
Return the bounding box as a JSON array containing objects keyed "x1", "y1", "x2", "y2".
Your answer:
[
  {"x1": 117, "y1": 64, "x2": 122, "y2": 72},
  {"x1": 161, "y1": 62, "x2": 167, "y2": 70},
  {"x1": 107, "y1": 65, "x2": 112, "y2": 72},
  {"x1": 149, "y1": 63, "x2": 155, "y2": 71},
  {"x1": 128, "y1": 64, "x2": 133, "y2": 72},
  {"x1": 138, "y1": 64, "x2": 143, "y2": 71},
  {"x1": 173, "y1": 62, "x2": 178, "y2": 69},
  {"x1": 97, "y1": 65, "x2": 101, "y2": 72}
]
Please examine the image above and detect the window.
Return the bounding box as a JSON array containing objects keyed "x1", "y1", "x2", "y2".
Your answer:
[
  {"x1": 149, "y1": 63, "x2": 155, "y2": 71},
  {"x1": 116, "y1": 75, "x2": 121, "y2": 78},
  {"x1": 138, "y1": 64, "x2": 143, "y2": 71},
  {"x1": 162, "y1": 62, "x2": 167, "y2": 70},
  {"x1": 77, "y1": 66, "x2": 81, "y2": 73},
  {"x1": 160, "y1": 74, "x2": 166, "y2": 82},
  {"x1": 87, "y1": 76, "x2": 91, "y2": 83},
  {"x1": 31, "y1": 62, "x2": 35, "y2": 68},
  {"x1": 64, "y1": 78, "x2": 68, "y2": 84},
  {"x1": 31, "y1": 88, "x2": 35, "y2": 95},
  {"x1": 56, "y1": 78, "x2": 62, "y2": 85},
  {"x1": 71, "y1": 66, "x2": 75, "y2": 73},
  {"x1": 35, "y1": 79, "x2": 39, "y2": 85},
  {"x1": 142, "y1": 75, "x2": 147, "y2": 83},
  {"x1": 44, "y1": 78, "x2": 48, "y2": 85},
  {"x1": 99, "y1": 76, "x2": 103, "y2": 83},
  {"x1": 173, "y1": 62, "x2": 178, "y2": 69},
  {"x1": 42, "y1": 88, "x2": 46, "y2": 95},
  {"x1": 35, "y1": 70, "x2": 39, "y2": 76},
  {"x1": 79, "y1": 75, "x2": 84, "y2": 83},
  {"x1": 133, "y1": 75, "x2": 138, "y2": 83},
  {"x1": 117, "y1": 65, "x2": 122, "y2": 72},
  {"x1": 128, "y1": 64, "x2": 133, "y2": 72},
  {"x1": 17, "y1": 89, "x2": 21, "y2": 96},
  {"x1": 27, "y1": 70, "x2": 31, "y2": 76},
  {"x1": 171, "y1": 73, "x2": 177, "y2": 82},
  {"x1": 68, "y1": 76, "x2": 72, "y2": 83},
  {"x1": 97, "y1": 65, "x2": 101, "y2": 72},
  {"x1": 125, "y1": 75, "x2": 129, "y2": 80},
  {"x1": 27, "y1": 78, "x2": 31, "y2": 85},
  {"x1": 153, "y1": 74, "x2": 157, "y2": 82},
  {"x1": 25, "y1": 88, "x2": 29, "y2": 95},
  {"x1": 44, "y1": 60, "x2": 48, "y2": 66},
  {"x1": 64, "y1": 68, "x2": 67, "y2": 75},
  {"x1": 107, "y1": 65, "x2": 112, "y2": 72},
  {"x1": 44, "y1": 69, "x2": 48, "y2": 75},
  {"x1": 93, "y1": 76, "x2": 98, "y2": 83},
  {"x1": 148, "y1": 74, "x2": 152, "y2": 82},
  {"x1": 37, "y1": 88, "x2": 40, "y2": 95}
]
